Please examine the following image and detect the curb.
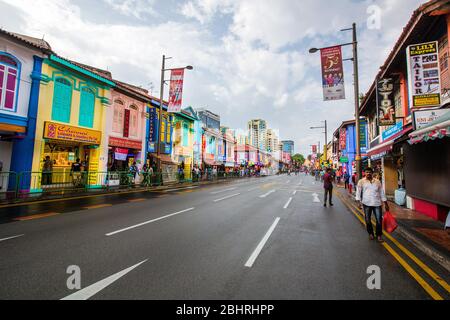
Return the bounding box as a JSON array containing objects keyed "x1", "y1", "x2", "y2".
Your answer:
[{"x1": 341, "y1": 190, "x2": 450, "y2": 273}]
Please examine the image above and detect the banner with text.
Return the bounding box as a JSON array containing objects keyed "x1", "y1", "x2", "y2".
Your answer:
[
  {"x1": 407, "y1": 41, "x2": 441, "y2": 108},
  {"x1": 339, "y1": 128, "x2": 347, "y2": 151},
  {"x1": 321, "y1": 46, "x2": 345, "y2": 101},
  {"x1": 168, "y1": 69, "x2": 185, "y2": 113},
  {"x1": 377, "y1": 78, "x2": 396, "y2": 126}
]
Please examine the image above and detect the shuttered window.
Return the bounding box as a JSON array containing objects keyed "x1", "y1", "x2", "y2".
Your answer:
[
  {"x1": 0, "y1": 54, "x2": 19, "y2": 111},
  {"x1": 79, "y1": 87, "x2": 95, "y2": 128},
  {"x1": 52, "y1": 78, "x2": 72, "y2": 123},
  {"x1": 113, "y1": 100, "x2": 124, "y2": 133}
]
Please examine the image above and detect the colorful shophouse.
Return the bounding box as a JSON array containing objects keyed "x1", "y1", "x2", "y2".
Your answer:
[
  {"x1": 172, "y1": 108, "x2": 197, "y2": 180},
  {"x1": 105, "y1": 80, "x2": 149, "y2": 172},
  {"x1": 0, "y1": 29, "x2": 52, "y2": 192},
  {"x1": 30, "y1": 55, "x2": 114, "y2": 190}
]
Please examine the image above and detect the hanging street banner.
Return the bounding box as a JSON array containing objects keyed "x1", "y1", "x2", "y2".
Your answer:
[
  {"x1": 312, "y1": 145, "x2": 317, "y2": 154},
  {"x1": 407, "y1": 41, "x2": 441, "y2": 108},
  {"x1": 168, "y1": 68, "x2": 185, "y2": 113},
  {"x1": 339, "y1": 128, "x2": 347, "y2": 151},
  {"x1": 359, "y1": 119, "x2": 368, "y2": 155},
  {"x1": 321, "y1": 46, "x2": 345, "y2": 101},
  {"x1": 377, "y1": 78, "x2": 396, "y2": 126}
]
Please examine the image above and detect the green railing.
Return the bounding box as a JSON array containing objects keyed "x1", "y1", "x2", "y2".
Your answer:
[{"x1": 0, "y1": 170, "x2": 265, "y2": 203}]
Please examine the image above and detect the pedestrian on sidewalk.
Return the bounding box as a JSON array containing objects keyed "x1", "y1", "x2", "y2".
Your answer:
[
  {"x1": 355, "y1": 167, "x2": 390, "y2": 242},
  {"x1": 344, "y1": 171, "x2": 350, "y2": 190},
  {"x1": 323, "y1": 168, "x2": 334, "y2": 207}
]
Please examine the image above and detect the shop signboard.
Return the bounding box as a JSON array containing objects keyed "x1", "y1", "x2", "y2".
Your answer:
[
  {"x1": 43, "y1": 122, "x2": 101, "y2": 145},
  {"x1": 320, "y1": 46, "x2": 345, "y2": 101},
  {"x1": 381, "y1": 121, "x2": 403, "y2": 141},
  {"x1": 407, "y1": 41, "x2": 441, "y2": 108},
  {"x1": 377, "y1": 78, "x2": 396, "y2": 126},
  {"x1": 148, "y1": 107, "x2": 158, "y2": 143},
  {"x1": 123, "y1": 109, "x2": 130, "y2": 138},
  {"x1": 413, "y1": 108, "x2": 448, "y2": 130},
  {"x1": 439, "y1": 35, "x2": 450, "y2": 106},
  {"x1": 148, "y1": 142, "x2": 156, "y2": 153},
  {"x1": 109, "y1": 137, "x2": 142, "y2": 150},
  {"x1": 340, "y1": 156, "x2": 349, "y2": 163},
  {"x1": 360, "y1": 120, "x2": 368, "y2": 154}
]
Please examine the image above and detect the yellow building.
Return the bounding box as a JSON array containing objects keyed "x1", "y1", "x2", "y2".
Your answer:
[{"x1": 31, "y1": 55, "x2": 114, "y2": 190}]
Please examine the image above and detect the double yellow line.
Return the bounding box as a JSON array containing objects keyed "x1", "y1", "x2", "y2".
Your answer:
[{"x1": 336, "y1": 192, "x2": 449, "y2": 300}]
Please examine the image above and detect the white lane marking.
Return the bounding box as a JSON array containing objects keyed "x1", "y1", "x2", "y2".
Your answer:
[
  {"x1": 312, "y1": 193, "x2": 321, "y2": 203},
  {"x1": 259, "y1": 190, "x2": 276, "y2": 198},
  {"x1": 298, "y1": 181, "x2": 303, "y2": 185},
  {"x1": 0, "y1": 234, "x2": 24, "y2": 243},
  {"x1": 164, "y1": 186, "x2": 198, "y2": 192},
  {"x1": 247, "y1": 186, "x2": 260, "y2": 191},
  {"x1": 292, "y1": 190, "x2": 297, "y2": 196},
  {"x1": 61, "y1": 260, "x2": 148, "y2": 300},
  {"x1": 245, "y1": 217, "x2": 280, "y2": 268},
  {"x1": 286, "y1": 180, "x2": 291, "y2": 184},
  {"x1": 210, "y1": 187, "x2": 237, "y2": 195},
  {"x1": 213, "y1": 193, "x2": 241, "y2": 202},
  {"x1": 106, "y1": 208, "x2": 195, "y2": 236},
  {"x1": 283, "y1": 197, "x2": 293, "y2": 209}
]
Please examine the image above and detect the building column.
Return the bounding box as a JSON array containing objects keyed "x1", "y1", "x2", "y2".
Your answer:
[{"x1": 10, "y1": 56, "x2": 43, "y2": 191}]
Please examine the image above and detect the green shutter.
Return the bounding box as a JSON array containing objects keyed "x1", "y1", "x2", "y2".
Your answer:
[
  {"x1": 79, "y1": 87, "x2": 95, "y2": 128},
  {"x1": 52, "y1": 78, "x2": 72, "y2": 123}
]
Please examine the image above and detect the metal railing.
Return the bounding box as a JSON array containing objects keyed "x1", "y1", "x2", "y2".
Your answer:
[{"x1": 0, "y1": 170, "x2": 267, "y2": 203}]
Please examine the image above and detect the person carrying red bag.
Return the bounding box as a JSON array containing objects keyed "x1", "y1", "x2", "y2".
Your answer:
[{"x1": 355, "y1": 167, "x2": 390, "y2": 243}]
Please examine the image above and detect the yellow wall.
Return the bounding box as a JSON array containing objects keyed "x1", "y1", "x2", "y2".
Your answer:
[{"x1": 32, "y1": 61, "x2": 110, "y2": 175}]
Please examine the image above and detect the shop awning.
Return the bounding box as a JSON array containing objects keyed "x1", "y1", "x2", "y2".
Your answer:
[
  {"x1": 367, "y1": 124, "x2": 413, "y2": 159},
  {"x1": 409, "y1": 111, "x2": 450, "y2": 145},
  {"x1": 156, "y1": 154, "x2": 177, "y2": 165},
  {"x1": 367, "y1": 140, "x2": 394, "y2": 159}
]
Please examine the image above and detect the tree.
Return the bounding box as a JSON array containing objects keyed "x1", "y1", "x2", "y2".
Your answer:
[{"x1": 292, "y1": 154, "x2": 305, "y2": 166}]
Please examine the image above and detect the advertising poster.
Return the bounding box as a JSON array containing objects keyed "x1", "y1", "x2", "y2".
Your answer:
[
  {"x1": 321, "y1": 46, "x2": 345, "y2": 101},
  {"x1": 359, "y1": 120, "x2": 368, "y2": 154},
  {"x1": 168, "y1": 69, "x2": 185, "y2": 113},
  {"x1": 407, "y1": 41, "x2": 441, "y2": 108},
  {"x1": 413, "y1": 108, "x2": 448, "y2": 130},
  {"x1": 439, "y1": 35, "x2": 450, "y2": 106},
  {"x1": 377, "y1": 78, "x2": 396, "y2": 126},
  {"x1": 312, "y1": 145, "x2": 317, "y2": 154}
]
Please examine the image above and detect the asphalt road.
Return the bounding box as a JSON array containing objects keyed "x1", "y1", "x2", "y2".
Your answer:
[{"x1": 0, "y1": 174, "x2": 448, "y2": 300}]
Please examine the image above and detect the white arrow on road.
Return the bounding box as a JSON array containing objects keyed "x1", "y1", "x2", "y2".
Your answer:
[
  {"x1": 61, "y1": 259, "x2": 148, "y2": 300},
  {"x1": 259, "y1": 190, "x2": 276, "y2": 198},
  {"x1": 312, "y1": 193, "x2": 321, "y2": 203}
]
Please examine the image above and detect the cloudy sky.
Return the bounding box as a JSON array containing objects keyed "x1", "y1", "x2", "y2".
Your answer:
[{"x1": 0, "y1": 0, "x2": 424, "y2": 155}]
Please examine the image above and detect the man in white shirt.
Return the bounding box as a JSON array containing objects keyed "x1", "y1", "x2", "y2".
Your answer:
[{"x1": 356, "y1": 167, "x2": 390, "y2": 242}]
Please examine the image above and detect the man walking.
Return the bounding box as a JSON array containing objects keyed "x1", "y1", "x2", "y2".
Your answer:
[
  {"x1": 356, "y1": 167, "x2": 390, "y2": 242},
  {"x1": 323, "y1": 168, "x2": 334, "y2": 207}
]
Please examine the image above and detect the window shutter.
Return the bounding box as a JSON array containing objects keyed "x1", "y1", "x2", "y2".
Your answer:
[
  {"x1": 79, "y1": 88, "x2": 95, "y2": 128},
  {"x1": 52, "y1": 78, "x2": 72, "y2": 123}
]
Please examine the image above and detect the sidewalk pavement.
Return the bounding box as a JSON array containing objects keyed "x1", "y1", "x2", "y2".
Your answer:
[{"x1": 336, "y1": 184, "x2": 450, "y2": 272}]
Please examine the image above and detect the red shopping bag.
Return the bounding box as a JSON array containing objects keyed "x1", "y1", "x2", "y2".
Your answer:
[{"x1": 383, "y1": 211, "x2": 398, "y2": 233}]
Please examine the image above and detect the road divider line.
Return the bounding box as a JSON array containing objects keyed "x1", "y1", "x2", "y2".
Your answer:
[
  {"x1": 213, "y1": 193, "x2": 241, "y2": 203},
  {"x1": 210, "y1": 187, "x2": 237, "y2": 195},
  {"x1": 84, "y1": 204, "x2": 112, "y2": 210},
  {"x1": 14, "y1": 212, "x2": 59, "y2": 221},
  {"x1": 245, "y1": 217, "x2": 280, "y2": 268},
  {"x1": 292, "y1": 190, "x2": 297, "y2": 195},
  {"x1": 0, "y1": 234, "x2": 24, "y2": 242},
  {"x1": 336, "y1": 193, "x2": 447, "y2": 299},
  {"x1": 284, "y1": 197, "x2": 293, "y2": 209},
  {"x1": 127, "y1": 198, "x2": 146, "y2": 203},
  {"x1": 312, "y1": 193, "x2": 321, "y2": 203},
  {"x1": 259, "y1": 190, "x2": 276, "y2": 198},
  {"x1": 247, "y1": 187, "x2": 260, "y2": 192},
  {"x1": 106, "y1": 208, "x2": 195, "y2": 236},
  {"x1": 164, "y1": 186, "x2": 198, "y2": 192},
  {"x1": 61, "y1": 259, "x2": 148, "y2": 300},
  {"x1": 337, "y1": 193, "x2": 450, "y2": 294}
]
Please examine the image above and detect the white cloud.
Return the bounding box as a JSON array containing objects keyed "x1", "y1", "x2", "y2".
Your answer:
[{"x1": 102, "y1": 0, "x2": 157, "y2": 19}]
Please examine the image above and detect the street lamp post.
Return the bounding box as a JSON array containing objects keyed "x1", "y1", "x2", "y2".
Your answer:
[
  {"x1": 309, "y1": 23, "x2": 361, "y2": 180},
  {"x1": 310, "y1": 120, "x2": 327, "y2": 165},
  {"x1": 156, "y1": 55, "x2": 193, "y2": 173}
]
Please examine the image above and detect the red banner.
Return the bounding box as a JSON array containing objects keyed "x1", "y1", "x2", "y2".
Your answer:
[
  {"x1": 339, "y1": 128, "x2": 347, "y2": 150},
  {"x1": 312, "y1": 145, "x2": 317, "y2": 153},
  {"x1": 321, "y1": 46, "x2": 345, "y2": 101},
  {"x1": 123, "y1": 109, "x2": 130, "y2": 138},
  {"x1": 168, "y1": 68, "x2": 185, "y2": 113},
  {"x1": 109, "y1": 136, "x2": 142, "y2": 150}
]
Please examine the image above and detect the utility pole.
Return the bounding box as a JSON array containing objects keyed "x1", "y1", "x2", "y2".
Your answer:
[
  {"x1": 156, "y1": 55, "x2": 166, "y2": 173},
  {"x1": 352, "y1": 23, "x2": 362, "y2": 181}
]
